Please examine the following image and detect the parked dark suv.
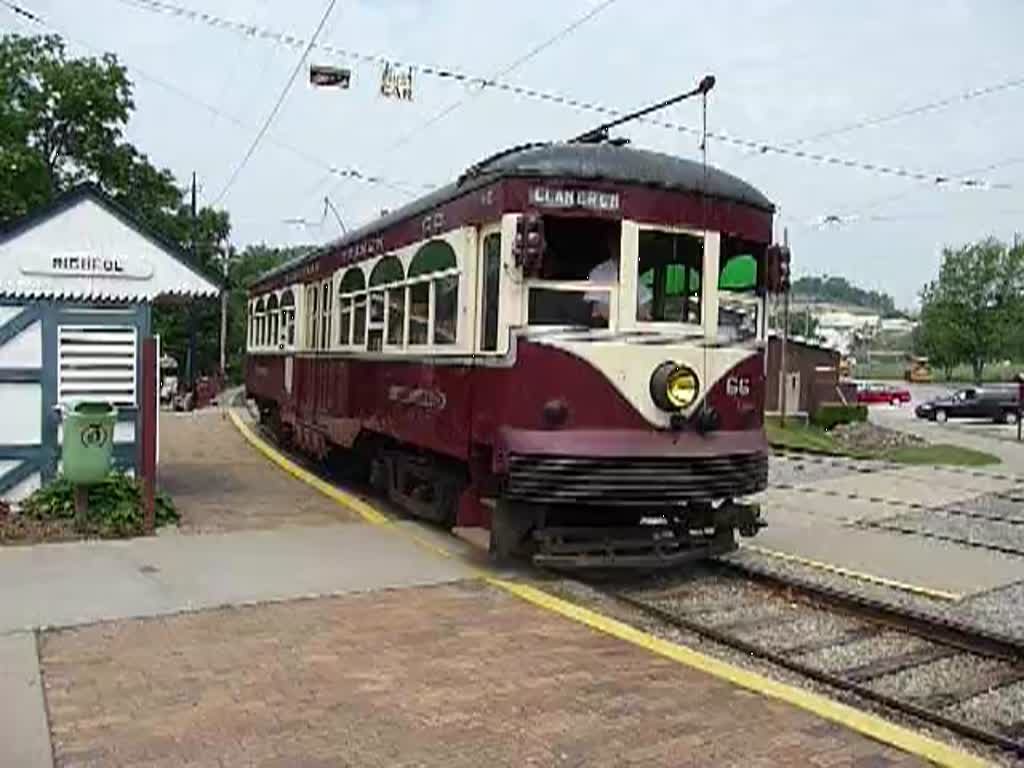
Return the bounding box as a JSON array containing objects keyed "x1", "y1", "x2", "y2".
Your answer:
[{"x1": 915, "y1": 386, "x2": 1020, "y2": 424}]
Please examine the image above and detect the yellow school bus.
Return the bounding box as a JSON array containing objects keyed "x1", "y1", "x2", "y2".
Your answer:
[{"x1": 904, "y1": 356, "x2": 931, "y2": 383}]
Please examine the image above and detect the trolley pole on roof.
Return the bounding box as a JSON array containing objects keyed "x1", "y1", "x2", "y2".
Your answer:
[{"x1": 570, "y1": 74, "x2": 715, "y2": 143}]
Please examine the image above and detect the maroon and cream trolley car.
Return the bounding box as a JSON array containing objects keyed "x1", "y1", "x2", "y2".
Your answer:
[{"x1": 246, "y1": 142, "x2": 777, "y2": 567}]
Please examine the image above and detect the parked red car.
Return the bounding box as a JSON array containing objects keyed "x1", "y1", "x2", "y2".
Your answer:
[{"x1": 855, "y1": 382, "x2": 912, "y2": 405}]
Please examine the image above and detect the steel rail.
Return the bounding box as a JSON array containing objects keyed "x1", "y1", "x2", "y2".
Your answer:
[
  {"x1": 720, "y1": 560, "x2": 1024, "y2": 661},
  {"x1": 606, "y1": 584, "x2": 1024, "y2": 758}
]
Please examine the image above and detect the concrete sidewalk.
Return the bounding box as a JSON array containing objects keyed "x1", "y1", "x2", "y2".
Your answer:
[
  {"x1": 0, "y1": 523, "x2": 470, "y2": 635},
  {"x1": 0, "y1": 522, "x2": 470, "y2": 767}
]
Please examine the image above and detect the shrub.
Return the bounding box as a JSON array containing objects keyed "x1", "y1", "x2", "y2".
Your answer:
[
  {"x1": 811, "y1": 404, "x2": 868, "y2": 430},
  {"x1": 20, "y1": 473, "x2": 178, "y2": 538}
]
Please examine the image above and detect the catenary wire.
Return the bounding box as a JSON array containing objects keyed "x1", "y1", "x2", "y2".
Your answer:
[
  {"x1": 211, "y1": 0, "x2": 340, "y2": 205},
  {"x1": 0, "y1": 1, "x2": 434, "y2": 199},
  {"x1": 103, "y1": 0, "x2": 1011, "y2": 191}
]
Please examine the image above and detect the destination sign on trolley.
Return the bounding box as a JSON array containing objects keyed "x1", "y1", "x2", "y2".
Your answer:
[{"x1": 528, "y1": 187, "x2": 620, "y2": 212}]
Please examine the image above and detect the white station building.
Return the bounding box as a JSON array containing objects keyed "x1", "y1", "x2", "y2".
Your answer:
[{"x1": 0, "y1": 183, "x2": 219, "y2": 501}]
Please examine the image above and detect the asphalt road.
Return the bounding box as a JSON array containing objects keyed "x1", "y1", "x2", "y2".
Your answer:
[{"x1": 867, "y1": 383, "x2": 1024, "y2": 474}]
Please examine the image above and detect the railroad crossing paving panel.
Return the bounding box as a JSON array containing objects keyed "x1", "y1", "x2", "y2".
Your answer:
[
  {"x1": 782, "y1": 468, "x2": 1018, "y2": 510},
  {"x1": 39, "y1": 580, "x2": 931, "y2": 768},
  {"x1": 759, "y1": 462, "x2": 1024, "y2": 596}
]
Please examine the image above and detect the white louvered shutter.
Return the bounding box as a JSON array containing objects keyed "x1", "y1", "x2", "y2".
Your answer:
[{"x1": 58, "y1": 326, "x2": 138, "y2": 406}]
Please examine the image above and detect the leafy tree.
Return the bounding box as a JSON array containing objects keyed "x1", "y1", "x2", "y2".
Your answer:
[
  {"x1": 1, "y1": 33, "x2": 229, "y2": 376},
  {"x1": 913, "y1": 282, "x2": 960, "y2": 380},
  {"x1": 916, "y1": 238, "x2": 1024, "y2": 382}
]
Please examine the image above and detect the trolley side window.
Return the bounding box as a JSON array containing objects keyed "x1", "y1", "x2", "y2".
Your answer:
[
  {"x1": 280, "y1": 289, "x2": 296, "y2": 347},
  {"x1": 434, "y1": 275, "x2": 458, "y2": 345},
  {"x1": 480, "y1": 233, "x2": 501, "y2": 351},
  {"x1": 718, "y1": 239, "x2": 762, "y2": 343},
  {"x1": 409, "y1": 283, "x2": 429, "y2": 345},
  {"x1": 337, "y1": 267, "x2": 365, "y2": 348},
  {"x1": 305, "y1": 284, "x2": 319, "y2": 349},
  {"x1": 266, "y1": 294, "x2": 279, "y2": 348},
  {"x1": 368, "y1": 256, "x2": 404, "y2": 352},
  {"x1": 409, "y1": 240, "x2": 459, "y2": 347},
  {"x1": 320, "y1": 280, "x2": 332, "y2": 349},
  {"x1": 637, "y1": 231, "x2": 702, "y2": 324},
  {"x1": 387, "y1": 286, "x2": 406, "y2": 346},
  {"x1": 253, "y1": 297, "x2": 266, "y2": 348}
]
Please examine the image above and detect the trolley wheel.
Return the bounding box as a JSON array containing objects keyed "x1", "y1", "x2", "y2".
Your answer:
[{"x1": 489, "y1": 500, "x2": 540, "y2": 564}]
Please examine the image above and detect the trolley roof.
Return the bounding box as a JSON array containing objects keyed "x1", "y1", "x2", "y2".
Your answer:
[{"x1": 255, "y1": 142, "x2": 774, "y2": 288}]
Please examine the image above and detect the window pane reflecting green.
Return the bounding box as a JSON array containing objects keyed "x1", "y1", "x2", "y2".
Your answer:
[
  {"x1": 369, "y1": 256, "x2": 404, "y2": 287},
  {"x1": 339, "y1": 267, "x2": 365, "y2": 293},
  {"x1": 409, "y1": 241, "x2": 456, "y2": 278}
]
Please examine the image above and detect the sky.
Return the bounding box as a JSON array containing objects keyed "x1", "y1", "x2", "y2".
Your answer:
[{"x1": 5, "y1": 0, "x2": 1024, "y2": 309}]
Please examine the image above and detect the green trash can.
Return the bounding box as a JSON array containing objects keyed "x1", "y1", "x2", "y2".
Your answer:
[{"x1": 62, "y1": 401, "x2": 117, "y2": 485}]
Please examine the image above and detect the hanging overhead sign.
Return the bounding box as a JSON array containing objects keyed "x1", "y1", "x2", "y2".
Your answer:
[
  {"x1": 380, "y1": 62, "x2": 413, "y2": 101},
  {"x1": 310, "y1": 64, "x2": 352, "y2": 89}
]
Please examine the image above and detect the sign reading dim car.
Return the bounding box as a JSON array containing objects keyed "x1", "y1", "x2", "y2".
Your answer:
[{"x1": 528, "y1": 187, "x2": 620, "y2": 212}]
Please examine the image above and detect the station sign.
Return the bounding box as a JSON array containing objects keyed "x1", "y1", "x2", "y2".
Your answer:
[
  {"x1": 528, "y1": 186, "x2": 620, "y2": 212},
  {"x1": 20, "y1": 252, "x2": 154, "y2": 280}
]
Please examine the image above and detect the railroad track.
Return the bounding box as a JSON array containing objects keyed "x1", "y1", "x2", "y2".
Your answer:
[
  {"x1": 590, "y1": 562, "x2": 1024, "y2": 760},
  {"x1": 246, "y1": 406, "x2": 1024, "y2": 756},
  {"x1": 771, "y1": 448, "x2": 1024, "y2": 485},
  {"x1": 771, "y1": 458, "x2": 1024, "y2": 558}
]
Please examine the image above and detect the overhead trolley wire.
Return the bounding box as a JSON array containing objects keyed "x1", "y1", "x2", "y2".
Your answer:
[
  {"x1": 106, "y1": 0, "x2": 1011, "y2": 191},
  {"x1": 381, "y1": 0, "x2": 624, "y2": 157},
  {"x1": 323, "y1": 0, "x2": 624, "y2": 217},
  {"x1": 0, "y1": 1, "x2": 435, "y2": 200},
  {"x1": 211, "y1": 0, "x2": 340, "y2": 205},
  {"x1": 786, "y1": 75, "x2": 1024, "y2": 147}
]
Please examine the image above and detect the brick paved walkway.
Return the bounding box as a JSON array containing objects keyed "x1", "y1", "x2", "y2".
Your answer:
[
  {"x1": 160, "y1": 409, "x2": 356, "y2": 533},
  {"x1": 41, "y1": 581, "x2": 927, "y2": 767}
]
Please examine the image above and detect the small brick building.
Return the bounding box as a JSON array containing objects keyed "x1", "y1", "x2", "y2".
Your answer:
[{"x1": 766, "y1": 335, "x2": 850, "y2": 416}]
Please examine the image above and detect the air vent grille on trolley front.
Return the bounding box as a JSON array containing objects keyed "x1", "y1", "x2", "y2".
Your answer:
[{"x1": 58, "y1": 325, "x2": 138, "y2": 406}]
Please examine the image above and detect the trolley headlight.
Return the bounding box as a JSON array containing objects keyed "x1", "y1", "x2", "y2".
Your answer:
[{"x1": 650, "y1": 362, "x2": 700, "y2": 412}]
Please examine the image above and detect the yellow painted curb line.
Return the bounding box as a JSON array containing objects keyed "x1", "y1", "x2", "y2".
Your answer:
[
  {"x1": 228, "y1": 409, "x2": 389, "y2": 526},
  {"x1": 229, "y1": 409, "x2": 464, "y2": 563},
  {"x1": 741, "y1": 544, "x2": 964, "y2": 602},
  {"x1": 490, "y1": 579, "x2": 991, "y2": 768},
  {"x1": 228, "y1": 407, "x2": 990, "y2": 768}
]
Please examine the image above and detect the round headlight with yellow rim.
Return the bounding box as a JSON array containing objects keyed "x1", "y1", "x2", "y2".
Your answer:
[{"x1": 650, "y1": 362, "x2": 700, "y2": 412}]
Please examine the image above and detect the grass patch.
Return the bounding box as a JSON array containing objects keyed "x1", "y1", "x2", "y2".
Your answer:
[
  {"x1": 766, "y1": 421, "x2": 841, "y2": 454},
  {"x1": 766, "y1": 422, "x2": 1001, "y2": 467},
  {"x1": 883, "y1": 444, "x2": 1000, "y2": 467}
]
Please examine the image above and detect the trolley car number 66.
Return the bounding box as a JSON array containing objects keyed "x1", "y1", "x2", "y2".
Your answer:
[{"x1": 726, "y1": 376, "x2": 751, "y2": 398}]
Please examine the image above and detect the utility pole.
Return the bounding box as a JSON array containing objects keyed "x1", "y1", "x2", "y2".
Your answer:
[
  {"x1": 779, "y1": 227, "x2": 790, "y2": 426},
  {"x1": 219, "y1": 243, "x2": 229, "y2": 376},
  {"x1": 187, "y1": 172, "x2": 198, "y2": 392}
]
